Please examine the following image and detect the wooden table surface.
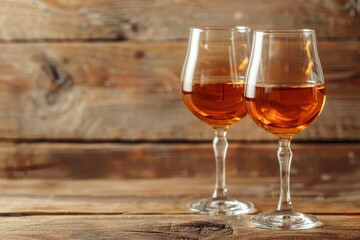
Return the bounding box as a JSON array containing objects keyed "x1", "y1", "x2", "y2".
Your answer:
[{"x1": 0, "y1": 177, "x2": 358, "y2": 239}]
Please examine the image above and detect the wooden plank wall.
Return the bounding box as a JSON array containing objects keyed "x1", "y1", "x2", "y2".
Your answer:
[{"x1": 0, "y1": 0, "x2": 359, "y2": 179}]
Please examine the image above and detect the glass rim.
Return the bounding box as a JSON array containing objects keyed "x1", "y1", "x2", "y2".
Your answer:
[
  {"x1": 190, "y1": 26, "x2": 250, "y2": 33},
  {"x1": 253, "y1": 29, "x2": 315, "y2": 34}
]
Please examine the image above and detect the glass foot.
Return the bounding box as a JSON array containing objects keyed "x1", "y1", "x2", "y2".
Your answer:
[
  {"x1": 187, "y1": 198, "x2": 254, "y2": 215},
  {"x1": 250, "y1": 211, "x2": 322, "y2": 230}
]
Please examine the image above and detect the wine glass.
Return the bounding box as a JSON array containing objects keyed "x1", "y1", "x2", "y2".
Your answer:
[
  {"x1": 244, "y1": 29, "x2": 326, "y2": 229},
  {"x1": 180, "y1": 26, "x2": 254, "y2": 215}
]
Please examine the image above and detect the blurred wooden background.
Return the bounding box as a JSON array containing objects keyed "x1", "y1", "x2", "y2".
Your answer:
[{"x1": 0, "y1": 0, "x2": 359, "y2": 180}]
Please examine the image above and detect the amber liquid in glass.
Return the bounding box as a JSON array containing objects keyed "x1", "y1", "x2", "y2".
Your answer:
[
  {"x1": 245, "y1": 84, "x2": 326, "y2": 136},
  {"x1": 182, "y1": 81, "x2": 247, "y2": 128}
]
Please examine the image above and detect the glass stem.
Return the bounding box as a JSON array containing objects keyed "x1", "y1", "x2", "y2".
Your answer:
[
  {"x1": 276, "y1": 137, "x2": 294, "y2": 212},
  {"x1": 212, "y1": 127, "x2": 229, "y2": 200}
]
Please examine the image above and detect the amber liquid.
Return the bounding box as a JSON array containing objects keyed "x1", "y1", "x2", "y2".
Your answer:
[
  {"x1": 182, "y1": 81, "x2": 247, "y2": 128},
  {"x1": 245, "y1": 84, "x2": 326, "y2": 136}
]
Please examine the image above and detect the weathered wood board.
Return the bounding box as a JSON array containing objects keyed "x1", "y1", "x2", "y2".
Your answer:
[
  {"x1": 0, "y1": 41, "x2": 358, "y2": 141},
  {"x1": 0, "y1": 177, "x2": 358, "y2": 214},
  {"x1": 0, "y1": 215, "x2": 359, "y2": 240},
  {"x1": 0, "y1": 0, "x2": 359, "y2": 41},
  {"x1": 0, "y1": 143, "x2": 358, "y2": 179}
]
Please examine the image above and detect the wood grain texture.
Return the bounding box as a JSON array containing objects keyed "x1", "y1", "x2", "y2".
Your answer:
[
  {"x1": 0, "y1": 177, "x2": 358, "y2": 215},
  {"x1": 0, "y1": 143, "x2": 358, "y2": 179},
  {"x1": 0, "y1": 0, "x2": 359, "y2": 41},
  {"x1": 0, "y1": 41, "x2": 358, "y2": 141},
  {"x1": 0, "y1": 215, "x2": 358, "y2": 240}
]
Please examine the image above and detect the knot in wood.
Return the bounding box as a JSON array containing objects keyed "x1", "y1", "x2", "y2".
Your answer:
[{"x1": 171, "y1": 220, "x2": 233, "y2": 237}]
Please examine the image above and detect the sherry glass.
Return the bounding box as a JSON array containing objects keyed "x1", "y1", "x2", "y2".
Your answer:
[
  {"x1": 245, "y1": 29, "x2": 326, "y2": 229},
  {"x1": 181, "y1": 27, "x2": 254, "y2": 215}
]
